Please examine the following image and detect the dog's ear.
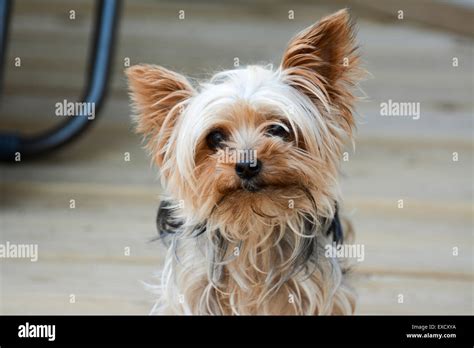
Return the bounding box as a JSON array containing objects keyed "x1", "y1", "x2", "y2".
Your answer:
[
  {"x1": 126, "y1": 64, "x2": 195, "y2": 164},
  {"x1": 280, "y1": 9, "x2": 362, "y2": 135}
]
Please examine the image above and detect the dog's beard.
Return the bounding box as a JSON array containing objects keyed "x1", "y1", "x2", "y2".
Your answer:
[
  {"x1": 155, "y1": 189, "x2": 354, "y2": 315},
  {"x1": 164, "y1": 183, "x2": 335, "y2": 313},
  {"x1": 154, "y1": 141, "x2": 354, "y2": 314},
  {"x1": 209, "y1": 185, "x2": 319, "y2": 235}
]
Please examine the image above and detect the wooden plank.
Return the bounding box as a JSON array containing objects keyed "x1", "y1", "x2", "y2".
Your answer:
[
  {"x1": 354, "y1": 274, "x2": 473, "y2": 315},
  {"x1": 2, "y1": 95, "x2": 474, "y2": 144},
  {"x1": 1, "y1": 180, "x2": 471, "y2": 277},
  {"x1": 1, "y1": 116, "x2": 472, "y2": 189},
  {"x1": 1, "y1": 261, "x2": 471, "y2": 314},
  {"x1": 2, "y1": 295, "x2": 150, "y2": 315},
  {"x1": 342, "y1": 0, "x2": 474, "y2": 38},
  {"x1": 3, "y1": 0, "x2": 472, "y2": 105},
  {"x1": 0, "y1": 262, "x2": 155, "y2": 314}
]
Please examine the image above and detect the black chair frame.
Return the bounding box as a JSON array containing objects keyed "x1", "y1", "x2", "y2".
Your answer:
[{"x1": 0, "y1": 0, "x2": 121, "y2": 161}]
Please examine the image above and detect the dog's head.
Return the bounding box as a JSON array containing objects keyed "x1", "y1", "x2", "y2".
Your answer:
[{"x1": 127, "y1": 10, "x2": 362, "y2": 233}]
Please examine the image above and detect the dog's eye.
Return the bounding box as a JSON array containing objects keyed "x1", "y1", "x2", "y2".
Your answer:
[
  {"x1": 206, "y1": 130, "x2": 227, "y2": 150},
  {"x1": 265, "y1": 124, "x2": 290, "y2": 140}
]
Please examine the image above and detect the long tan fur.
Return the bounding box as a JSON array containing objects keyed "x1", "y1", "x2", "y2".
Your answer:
[{"x1": 126, "y1": 9, "x2": 363, "y2": 315}]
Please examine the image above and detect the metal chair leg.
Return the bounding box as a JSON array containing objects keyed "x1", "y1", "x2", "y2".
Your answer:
[{"x1": 0, "y1": 0, "x2": 122, "y2": 162}]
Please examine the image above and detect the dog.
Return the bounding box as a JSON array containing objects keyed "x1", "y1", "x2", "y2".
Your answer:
[{"x1": 126, "y1": 9, "x2": 363, "y2": 315}]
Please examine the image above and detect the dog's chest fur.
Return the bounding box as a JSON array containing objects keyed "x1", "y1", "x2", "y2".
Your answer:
[{"x1": 155, "y1": 200, "x2": 352, "y2": 315}]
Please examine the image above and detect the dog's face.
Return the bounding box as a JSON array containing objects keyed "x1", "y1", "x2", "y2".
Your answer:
[{"x1": 127, "y1": 10, "x2": 361, "y2": 231}]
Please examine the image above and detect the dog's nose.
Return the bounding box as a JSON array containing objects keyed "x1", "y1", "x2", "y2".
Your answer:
[{"x1": 235, "y1": 160, "x2": 262, "y2": 180}]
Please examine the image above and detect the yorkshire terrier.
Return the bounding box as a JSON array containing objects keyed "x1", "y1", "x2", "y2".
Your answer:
[{"x1": 126, "y1": 9, "x2": 363, "y2": 315}]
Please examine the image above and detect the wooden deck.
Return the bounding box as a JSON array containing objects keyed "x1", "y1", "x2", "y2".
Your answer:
[{"x1": 0, "y1": 0, "x2": 472, "y2": 314}]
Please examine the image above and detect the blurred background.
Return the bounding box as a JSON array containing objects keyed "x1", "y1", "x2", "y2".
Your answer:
[{"x1": 0, "y1": 0, "x2": 472, "y2": 314}]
